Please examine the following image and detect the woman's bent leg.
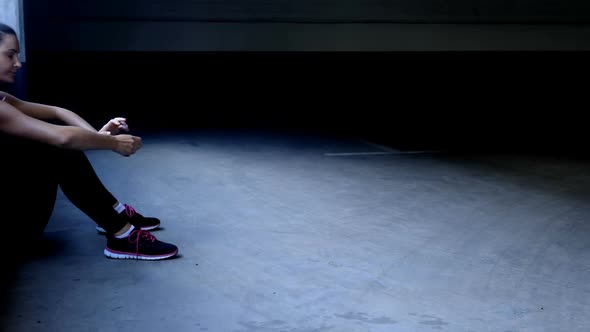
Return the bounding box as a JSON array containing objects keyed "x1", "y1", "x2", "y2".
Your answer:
[
  {"x1": 54, "y1": 148, "x2": 127, "y2": 235},
  {"x1": 1, "y1": 135, "x2": 58, "y2": 239}
]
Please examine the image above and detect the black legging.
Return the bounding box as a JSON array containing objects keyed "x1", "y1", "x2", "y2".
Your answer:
[{"x1": 2, "y1": 134, "x2": 128, "y2": 236}]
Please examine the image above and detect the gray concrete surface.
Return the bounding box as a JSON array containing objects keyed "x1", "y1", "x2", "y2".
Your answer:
[{"x1": 1, "y1": 129, "x2": 589, "y2": 332}]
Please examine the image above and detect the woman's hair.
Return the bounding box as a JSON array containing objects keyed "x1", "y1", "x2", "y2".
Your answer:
[{"x1": 0, "y1": 23, "x2": 17, "y2": 44}]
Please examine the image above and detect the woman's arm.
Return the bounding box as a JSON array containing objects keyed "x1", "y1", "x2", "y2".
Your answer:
[
  {"x1": 0, "y1": 100, "x2": 141, "y2": 156},
  {"x1": 0, "y1": 91, "x2": 97, "y2": 131}
]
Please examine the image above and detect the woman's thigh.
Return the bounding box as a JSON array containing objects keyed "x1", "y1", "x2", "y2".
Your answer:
[{"x1": 1, "y1": 134, "x2": 58, "y2": 236}]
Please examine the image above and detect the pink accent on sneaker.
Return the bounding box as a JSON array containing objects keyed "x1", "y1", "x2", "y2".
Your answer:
[
  {"x1": 129, "y1": 229, "x2": 155, "y2": 255},
  {"x1": 124, "y1": 204, "x2": 137, "y2": 218}
]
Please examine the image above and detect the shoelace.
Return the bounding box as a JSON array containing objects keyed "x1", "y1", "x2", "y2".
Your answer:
[
  {"x1": 124, "y1": 204, "x2": 137, "y2": 218},
  {"x1": 128, "y1": 230, "x2": 156, "y2": 254}
]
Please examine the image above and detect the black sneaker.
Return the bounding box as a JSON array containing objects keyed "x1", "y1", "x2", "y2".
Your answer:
[
  {"x1": 96, "y1": 204, "x2": 161, "y2": 233},
  {"x1": 104, "y1": 229, "x2": 178, "y2": 260}
]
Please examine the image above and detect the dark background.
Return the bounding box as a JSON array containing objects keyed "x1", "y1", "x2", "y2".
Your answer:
[{"x1": 19, "y1": 0, "x2": 590, "y2": 151}]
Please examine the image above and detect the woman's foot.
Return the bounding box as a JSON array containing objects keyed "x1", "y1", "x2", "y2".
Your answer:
[
  {"x1": 96, "y1": 204, "x2": 160, "y2": 233},
  {"x1": 104, "y1": 229, "x2": 178, "y2": 260}
]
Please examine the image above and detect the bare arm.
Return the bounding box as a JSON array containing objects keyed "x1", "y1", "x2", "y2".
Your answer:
[
  {"x1": 0, "y1": 91, "x2": 97, "y2": 131},
  {"x1": 0, "y1": 100, "x2": 141, "y2": 156}
]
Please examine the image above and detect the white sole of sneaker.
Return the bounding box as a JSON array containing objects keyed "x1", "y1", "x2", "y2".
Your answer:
[{"x1": 103, "y1": 248, "x2": 178, "y2": 260}]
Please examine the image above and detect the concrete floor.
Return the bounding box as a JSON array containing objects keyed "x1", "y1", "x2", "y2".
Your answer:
[{"x1": 1, "y1": 128, "x2": 590, "y2": 332}]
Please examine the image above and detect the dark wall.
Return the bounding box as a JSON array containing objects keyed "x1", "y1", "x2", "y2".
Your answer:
[
  {"x1": 20, "y1": 0, "x2": 590, "y2": 150},
  {"x1": 25, "y1": 51, "x2": 589, "y2": 150},
  {"x1": 22, "y1": 0, "x2": 590, "y2": 52},
  {"x1": 24, "y1": 0, "x2": 590, "y2": 23}
]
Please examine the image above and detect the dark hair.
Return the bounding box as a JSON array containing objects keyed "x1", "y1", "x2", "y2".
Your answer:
[{"x1": 0, "y1": 23, "x2": 17, "y2": 44}]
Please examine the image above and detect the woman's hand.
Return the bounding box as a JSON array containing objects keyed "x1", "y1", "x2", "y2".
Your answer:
[
  {"x1": 99, "y1": 117, "x2": 129, "y2": 135},
  {"x1": 112, "y1": 134, "x2": 142, "y2": 156}
]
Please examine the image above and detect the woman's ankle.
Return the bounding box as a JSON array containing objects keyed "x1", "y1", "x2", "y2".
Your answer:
[{"x1": 114, "y1": 223, "x2": 132, "y2": 237}]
